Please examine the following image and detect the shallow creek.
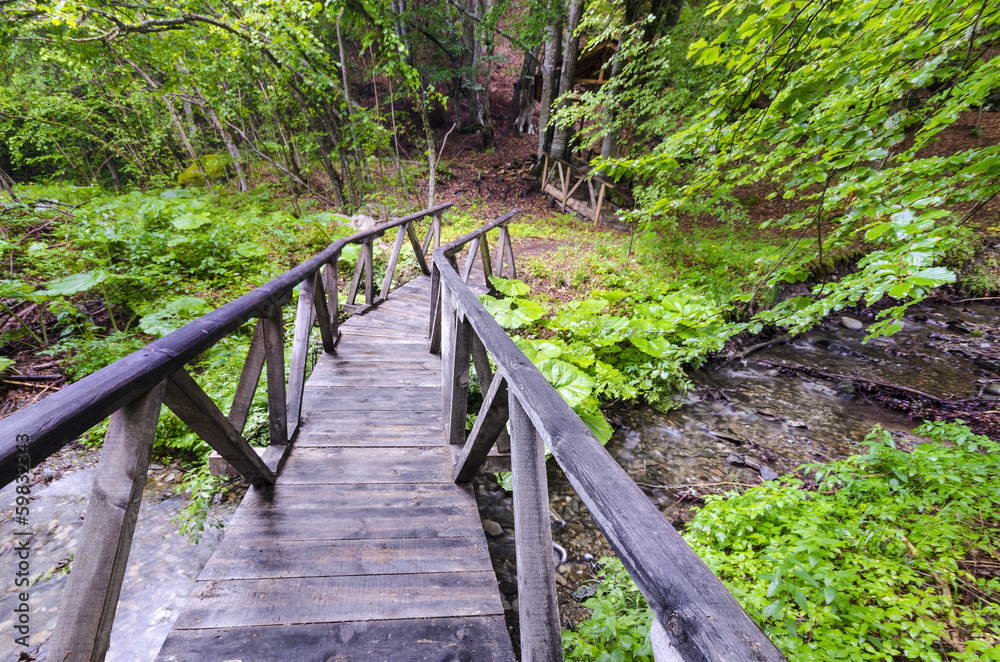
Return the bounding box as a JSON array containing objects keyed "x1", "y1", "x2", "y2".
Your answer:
[
  {"x1": 1, "y1": 301, "x2": 996, "y2": 658},
  {"x1": 474, "y1": 300, "x2": 999, "y2": 630}
]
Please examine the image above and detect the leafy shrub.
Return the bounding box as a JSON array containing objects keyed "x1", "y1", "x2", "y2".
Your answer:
[
  {"x1": 685, "y1": 421, "x2": 1000, "y2": 662},
  {"x1": 562, "y1": 559, "x2": 655, "y2": 662},
  {"x1": 568, "y1": 422, "x2": 1000, "y2": 662}
]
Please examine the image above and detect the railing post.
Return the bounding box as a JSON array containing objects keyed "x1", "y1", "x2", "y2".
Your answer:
[
  {"x1": 428, "y1": 261, "x2": 442, "y2": 354},
  {"x1": 509, "y1": 394, "x2": 562, "y2": 661},
  {"x1": 48, "y1": 381, "x2": 167, "y2": 662},
  {"x1": 441, "y1": 282, "x2": 472, "y2": 446},
  {"x1": 286, "y1": 276, "x2": 316, "y2": 440},
  {"x1": 261, "y1": 307, "x2": 288, "y2": 446},
  {"x1": 323, "y1": 257, "x2": 339, "y2": 341}
]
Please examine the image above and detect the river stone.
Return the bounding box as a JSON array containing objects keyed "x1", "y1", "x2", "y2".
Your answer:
[
  {"x1": 836, "y1": 381, "x2": 857, "y2": 395},
  {"x1": 481, "y1": 519, "x2": 504, "y2": 536},
  {"x1": 786, "y1": 420, "x2": 809, "y2": 429},
  {"x1": 840, "y1": 316, "x2": 864, "y2": 331},
  {"x1": 760, "y1": 466, "x2": 779, "y2": 481},
  {"x1": 742, "y1": 455, "x2": 763, "y2": 471},
  {"x1": 725, "y1": 454, "x2": 743, "y2": 465},
  {"x1": 985, "y1": 383, "x2": 1000, "y2": 396}
]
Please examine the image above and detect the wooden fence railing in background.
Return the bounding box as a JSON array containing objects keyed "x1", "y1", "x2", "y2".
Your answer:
[
  {"x1": 0, "y1": 203, "x2": 450, "y2": 662},
  {"x1": 431, "y1": 214, "x2": 787, "y2": 662},
  {"x1": 540, "y1": 155, "x2": 628, "y2": 225}
]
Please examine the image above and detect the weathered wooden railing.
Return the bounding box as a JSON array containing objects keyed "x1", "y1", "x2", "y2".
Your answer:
[
  {"x1": 432, "y1": 214, "x2": 786, "y2": 661},
  {"x1": 0, "y1": 202, "x2": 450, "y2": 662},
  {"x1": 540, "y1": 154, "x2": 628, "y2": 225}
]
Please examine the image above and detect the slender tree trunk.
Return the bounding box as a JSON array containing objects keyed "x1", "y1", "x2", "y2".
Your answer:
[
  {"x1": 600, "y1": 38, "x2": 627, "y2": 159},
  {"x1": 513, "y1": 46, "x2": 540, "y2": 133},
  {"x1": 537, "y1": 18, "x2": 562, "y2": 157},
  {"x1": 549, "y1": 0, "x2": 584, "y2": 160},
  {"x1": 417, "y1": 87, "x2": 437, "y2": 206}
]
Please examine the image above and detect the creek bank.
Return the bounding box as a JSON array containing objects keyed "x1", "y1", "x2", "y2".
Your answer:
[{"x1": 474, "y1": 299, "x2": 1000, "y2": 632}]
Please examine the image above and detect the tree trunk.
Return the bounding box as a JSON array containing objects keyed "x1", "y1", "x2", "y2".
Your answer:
[
  {"x1": 513, "y1": 46, "x2": 540, "y2": 133},
  {"x1": 537, "y1": 17, "x2": 562, "y2": 157},
  {"x1": 549, "y1": 0, "x2": 584, "y2": 160},
  {"x1": 600, "y1": 37, "x2": 627, "y2": 159}
]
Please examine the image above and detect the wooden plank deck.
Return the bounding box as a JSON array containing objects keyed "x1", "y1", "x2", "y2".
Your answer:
[{"x1": 156, "y1": 276, "x2": 515, "y2": 662}]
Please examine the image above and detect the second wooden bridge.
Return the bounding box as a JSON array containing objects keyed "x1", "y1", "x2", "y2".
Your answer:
[{"x1": 0, "y1": 205, "x2": 786, "y2": 661}]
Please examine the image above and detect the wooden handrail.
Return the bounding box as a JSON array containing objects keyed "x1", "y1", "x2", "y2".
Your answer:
[
  {"x1": 0, "y1": 203, "x2": 451, "y2": 486},
  {"x1": 431, "y1": 220, "x2": 786, "y2": 661}
]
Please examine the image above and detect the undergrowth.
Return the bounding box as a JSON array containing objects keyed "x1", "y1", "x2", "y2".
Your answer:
[{"x1": 564, "y1": 421, "x2": 1000, "y2": 662}]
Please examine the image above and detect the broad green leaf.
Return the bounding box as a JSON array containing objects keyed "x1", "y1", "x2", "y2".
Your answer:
[
  {"x1": 488, "y1": 275, "x2": 530, "y2": 297},
  {"x1": 38, "y1": 270, "x2": 111, "y2": 297},
  {"x1": 536, "y1": 359, "x2": 594, "y2": 407},
  {"x1": 480, "y1": 296, "x2": 545, "y2": 329},
  {"x1": 139, "y1": 296, "x2": 214, "y2": 338},
  {"x1": 171, "y1": 213, "x2": 212, "y2": 230}
]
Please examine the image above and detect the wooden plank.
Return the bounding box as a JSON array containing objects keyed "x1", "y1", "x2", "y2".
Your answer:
[
  {"x1": 493, "y1": 226, "x2": 507, "y2": 279},
  {"x1": 594, "y1": 181, "x2": 606, "y2": 225},
  {"x1": 343, "y1": 312, "x2": 426, "y2": 331},
  {"x1": 307, "y1": 370, "x2": 441, "y2": 388},
  {"x1": 363, "y1": 238, "x2": 375, "y2": 304},
  {"x1": 157, "y1": 616, "x2": 515, "y2": 662},
  {"x1": 199, "y1": 536, "x2": 493, "y2": 580},
  {"x1": 479, "y1": 233, "x2": 494, "y2": 282},
  {"x1": 286, "y1": 276, "x2": 317, "y2": 440},
  {"x1": 228, "y1": 319, "x2": 265, "y2": 434},
  {"x1": 48, "y1": 381, "x2": 166, "y2": 662},
  {"x1": 301, "y1": 387, "x2": 441, "y2": 411},
  {"x1": 220, "y1": 504, "x2": 485, "y2": 542},
  {"x1": 428, "y1": 263, "x2": 442, "y2": 354},
  {"x1": 441, "y1": 284, "x2": 472, "y2": 446},
  {"x1": 173, "y1": 572, "x2": 505, "y2": 629},
  {"x1": 261, "y1": 309, "x2": 288, "y2": 447},
  {"x1": 509, "y1": 395, "x2": 562, "y2": 662},
  {"x1": 278, "y1": 446, "x2": 452, "y2": 484},
  {"x1": 164, "y1": 368, "x2": 275, "y2": 488},
  {"x1": 453, "y1": 375, "x2": 509, "y2": 482},
  {"x1": 346, "y1": 243, "x2": 366, "y2": 305},
  {"x1": 298, "y1": 410, "x2": 442, "y2": 430},
  {"x1": 471, "y1": 333, "x2": 510, "y2": 452},
  {"x1": 504, "y1": 229, "x2": 517, "y2": 280},
  {"x1": 461, "y1": 236, "x2": 481, "y2": 283},
  {"x1": 323, "y1": 257, "x2": 339, "y2": 341},
  {"x1": 380, "y1": 222, "x2": 409, "y2": 301},
  {"x1": 237, "y1": 482, "x2": 476, "y2": 512},
  {"x1": 406, "y1": 219, "x2": 431, "y2": 275},
  {"x1": 312, "y1": 270, "x2": 337, "y2": 353}
]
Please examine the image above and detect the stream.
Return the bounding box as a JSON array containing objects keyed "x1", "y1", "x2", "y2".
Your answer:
[
  {"x1": 474, "y1": 300, "x2": 999, "y2": 630},
  {"x1": 1, "y1": 300, "x2": 996, "y2": 659}
]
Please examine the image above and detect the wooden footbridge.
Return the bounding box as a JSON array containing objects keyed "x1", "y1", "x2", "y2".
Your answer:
[{"x1": 0, "y1": 206, "x2": 785, "y2": 661}]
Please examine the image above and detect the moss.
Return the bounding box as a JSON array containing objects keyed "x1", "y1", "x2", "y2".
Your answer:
[{"x1": 177, "y1": 155, "x2": 230, "y2": 187}]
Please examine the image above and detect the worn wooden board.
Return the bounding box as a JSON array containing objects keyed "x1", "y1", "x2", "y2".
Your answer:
[
  {"x1": 157, "y1": 616, "x2": 514, "y2": 662},
  {"x1": 279, "y1": 446, "x2": 452, "y2": 484},
  {"x1": 301, "y1": 387, "x2": 441, "y2": 411},
  {"x1": 199, "y1": 536, "x2": 492, "y2": 580},
  {"x1": 236, "y1": 482, "x2": 477, "y2": 512},
  {"x1": 173, "y1": 572, "x2": 505, "y2": 629}
]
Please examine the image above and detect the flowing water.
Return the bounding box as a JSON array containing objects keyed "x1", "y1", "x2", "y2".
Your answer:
[{"x1": 0, "y1": 446, "x2": 238, "y2": 661}]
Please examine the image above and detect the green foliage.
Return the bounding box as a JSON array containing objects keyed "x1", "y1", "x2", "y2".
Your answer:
[
  {"x1": 601, "y1": 0, "x2": 1000, "y2": 338},
  {"x1": 569, "y1": 421, "x2": 1000, "y2": 661},
  {"x1": 173, "y1": 465, "x2": 226, "y2": 544},
  {"x1": 684, "y1": 421, "x2": 1000, "y2": 662},
  {"x1": 537, "y1": 287, "x2": 731, "y2": 409},
  {"x1": 177, "y1": 155, "x2": 230, "y2": 187},
  {"x1": 563, "y1": 559, "x2": 655, "y2": 662}
]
